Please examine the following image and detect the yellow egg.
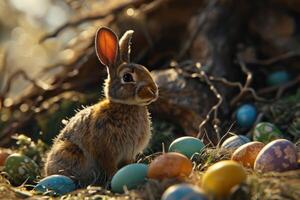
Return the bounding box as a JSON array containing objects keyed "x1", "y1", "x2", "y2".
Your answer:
[{"x1": 202, "y1": 160, "x2": 246, "y2": 199}]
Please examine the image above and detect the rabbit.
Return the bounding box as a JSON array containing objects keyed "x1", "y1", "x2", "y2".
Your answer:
[{"x1": 44, "y1": 27, "x2": 158, "y2": 187}]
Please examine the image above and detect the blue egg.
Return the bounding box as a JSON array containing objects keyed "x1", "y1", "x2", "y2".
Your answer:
[
  {"x1": 169, "y1": 136, "x2": 205, "y2": 158},
  {"x1": 267, "y1": 71, "x2": 290, "y2": 86},
  {"x1": 221, "y1": 135, "x2": 250, "y2": 149},
  {"x1": 162, "y1": 184, "x2": 208, "y2": 200},
  {"x1": 34, "y1": 175, "x2": 76, "y2": 196},
  {"x1": 236, "y1": 104, "x2": 257, "y2": 128},
  {"x1": 111, "y1": 163, "x2": 148, "y2": 193}
]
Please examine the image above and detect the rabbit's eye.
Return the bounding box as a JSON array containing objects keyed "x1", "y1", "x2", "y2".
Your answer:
[{"x1": 122, "y1": 73, "x2": 134, "y2": 83}]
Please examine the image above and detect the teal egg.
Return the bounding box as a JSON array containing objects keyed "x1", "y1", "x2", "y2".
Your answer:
[
  {"x1": 4, "y1": 153, "x2": 39, "y2": 186},
  {"x1": 236, "y1": 104, "x2": 257, "y2": 128},
  {"x1": 111, "y1": 163, "x2": 148, "y2": 193},
  {"x1": 169, "y1": 136, "x2": 205, "y2": 158},
  {"x1": 253, "y1": 122, "x2": 283, "y2": 143},
  {"x1": 267, "y1": 71, "x2": 290, "y2": 86},
  {"x1": 221, "y1": 135, "x2": 250, "y2": 149},
  {"x1": 34, "y1": 175, "x2": 76, "y2": 196},
  {"x1": 162, "y1": 184, "x2": 208, "y2": 200}
]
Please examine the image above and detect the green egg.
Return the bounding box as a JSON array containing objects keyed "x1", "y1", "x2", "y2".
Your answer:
[
  {"x1": 4, "y1": 153, "x2": 39, "y2": 186},
  {"x1": 168, "y1": 136, "x2": 205, "y2": 158},
  {"x1": 253, "y1": 122, "x2": 283, "y2": 144},
  {"x1": 111, "y1": 163, "x2": 148, "y2": 193}
]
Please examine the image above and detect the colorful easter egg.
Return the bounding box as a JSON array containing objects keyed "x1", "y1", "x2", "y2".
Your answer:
[
  {"x1": 34, "y1": 175, "x2": 76, "y2": 196},
  {"x1": 162, "y1": 184, "x2": 208, "y2": 200},
  {"x1": 231, "y1": 141, "x2": 265, "y2": 168},
  {"x1": 111, "y1": 163, "x2": 148, "y2": 193},
  {"x1": 253, "y1": 122, "x2": 283, "y2": 143},
  {"x1": 267, "y1": 71, "x2": 290, "y2": 86},
  {"x1": 4, "y1": 153, "x2": 39, "y2": 186},
  {"x1": 221, "y1": 135, "x2": 250, "y2": 149},
  {"x1": 148, "y1": 152, "x2": 193, "y2": 180},
  {"x1": 202, "y1": 160, "x2": 246, "y2": 199},
  {"x1": 236, "y1": 104, "x2": 257, "y2": 128},
  {"x1": 169, "y1": 136, "x2": 205, "y2": 158},
  {"x1": 254, "y1": 139, "x2": 298, "y2": 172}
]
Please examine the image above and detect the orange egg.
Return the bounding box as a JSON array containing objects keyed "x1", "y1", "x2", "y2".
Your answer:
[
  {"x1": 231, "y1": 141, "x2": 264, "y2": 168},
  {"x1": 148, "y1": 152, "x2": 193, "y2": 180},
  {"x1": 0, "y1": 150, "x2": 11, "y2": 166}
]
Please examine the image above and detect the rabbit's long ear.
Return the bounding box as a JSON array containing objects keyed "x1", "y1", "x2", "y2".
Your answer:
[
  {"x1": 119, "y1": 30, "x2": 134, "y2": 63},
  {"x1": 95, "y1": 27, "x2": 119, "y2": 67}
]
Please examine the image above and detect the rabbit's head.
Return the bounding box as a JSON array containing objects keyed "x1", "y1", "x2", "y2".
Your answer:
[{"x1": 95, "y1": 27, "x2": 158, "y2": 106}]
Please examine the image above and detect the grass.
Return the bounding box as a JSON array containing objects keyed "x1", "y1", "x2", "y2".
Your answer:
[{"x1": 0, "y1": 146, "x2": 299, "y2": 200}]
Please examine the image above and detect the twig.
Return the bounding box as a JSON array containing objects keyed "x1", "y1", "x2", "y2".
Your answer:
[
  {"x1": 247, "y1": 50, "x2": 300, "y2": 66},
  {"x1": 256, "y1": 75, "x2": 300, "y2": 99},
  {"x1": 170, "y1": 61, "x2": 223, "y2": 141},
  {"x1": 230, "y1": 56, "x2": 271, "y2": 106}
]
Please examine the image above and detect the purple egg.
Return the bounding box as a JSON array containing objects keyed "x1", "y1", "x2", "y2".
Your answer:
[{"x1": 254, "y1": 139, "x2": 298, "y2": 173}]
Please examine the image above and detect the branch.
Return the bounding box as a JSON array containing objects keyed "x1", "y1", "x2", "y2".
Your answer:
[{"x1": 40, "y1": 0, "x2": 150, "y2": 42}]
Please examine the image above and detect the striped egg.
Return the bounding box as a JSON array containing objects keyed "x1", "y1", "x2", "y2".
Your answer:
[{"x1": 221, "y1": 135, "x2": 250, "y2": 149}]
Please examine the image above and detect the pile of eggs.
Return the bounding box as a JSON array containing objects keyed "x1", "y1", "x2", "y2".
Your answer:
[
  {"x1": 111, "y1": 136, "x2": 204, "y2": 193},
  {"x1": 111, "y1": 136, "x2": 250, "y2": 200}
]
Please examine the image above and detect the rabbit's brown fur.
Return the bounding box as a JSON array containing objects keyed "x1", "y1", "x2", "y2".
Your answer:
[{"x1": 45, "y1": 27, "x2": 158, "y2": 187}]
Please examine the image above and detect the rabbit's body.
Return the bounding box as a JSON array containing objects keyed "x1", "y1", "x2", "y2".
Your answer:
[
  {"x1": 45, "y1": 100, "x2": 151, "y2": 186},
  {"x1": 45, "y1": 27, "x2": 158, "y2": 187}
]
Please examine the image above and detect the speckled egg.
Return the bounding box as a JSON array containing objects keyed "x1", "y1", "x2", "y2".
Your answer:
[
  {"x1": 221, "y1": 135, "x2": 250, "y2": 149},
  {"x1": 253, "y1": 122, "x2": 283, "y2": 143},
  {"x1": 267, "y1": 71, "x2": 290, "y2": 86},
  {"x1": 236, "y1": 104, "x2": 257, "y2": 128},
  {"x1": 111, "y1": 163, "x2": 148, "y2": 193},
  {"x1": 34, "y1": 175, "x2": 76, "y2": 196},
  {"x1": 254, "y1": 139, "x2": 298, "y2": 172},
  {"x1": 231, "y1": 141, "x2": 265, "y2": 168},
  {"x1": 4, "y1": 153, "x2": 39, "y2": 186},
  {"x1": 169, "y1": 137, "x2": 205, "y2": 158},
  {"x1": 148, "y1": 152, "x2": 193, "y2": 180},
  {"x1": 162, "y1": 184, "x2": 208, "y2": 200},
  {"x1": 202, "y1": 160, "x2": 246, "y2": 199}
]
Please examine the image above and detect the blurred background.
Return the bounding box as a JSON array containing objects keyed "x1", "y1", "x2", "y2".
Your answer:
[{"x1": 0, "y1": 0, "x2": 300, "y2": 149}]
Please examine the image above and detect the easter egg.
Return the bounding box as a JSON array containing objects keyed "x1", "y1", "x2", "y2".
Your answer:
[
  {"x1": 254, "y1": 139, "x2": 298, "y2": 172},
  {"x1": 0, "y1": 149, "x2": 11, "y2": 166},
  {"x1": 202, "y1": 160, "x2": 246, "y2": 199},
  {"x1": 267, "y1": 71, "x2": 290, "y2": 86},
  {"x1": 34, "y1": 175, "x2": 76, "y2": 196},
  {"x1": 231, "y1": 141, "x2": 265, "y2": 168},
  {"x1": 221, "y1": 135, "x2": 250, "y2": 149},
  {"x1": 169, "y1": 136, "x2": 205, "y2": 158},
  {"x1": 162, "y1": 184, "x2": 208, "y2": 200},
  {"x1": 111, "y1": 163, "x2": 148, "y2": 193},
  {"x1": 148, "y1": 152, "x2": 193, "y2": 180},
  {"x1": 4, "y1": 153, "x2": 39, "y2": 186},
  {"x1": 236, "y1": 104, "x2": 257, "y2": 128},
  {"x1": 253, "y1": 122, "x2": 283, "y2": 143}
]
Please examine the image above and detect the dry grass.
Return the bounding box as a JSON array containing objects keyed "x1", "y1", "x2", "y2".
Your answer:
[{"x1": 0, "y1": 147, "x2": 299, "y2": 200}]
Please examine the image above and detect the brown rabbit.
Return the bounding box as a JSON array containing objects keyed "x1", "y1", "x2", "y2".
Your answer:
[{"x1": 44, "y1": 27, "x2": 158, "y2": 187}]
